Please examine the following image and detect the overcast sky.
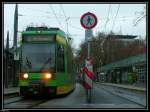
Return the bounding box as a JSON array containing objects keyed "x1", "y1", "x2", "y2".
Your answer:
[{"x1": 4, "y1": 3, "x2": 146, "y2": 49}]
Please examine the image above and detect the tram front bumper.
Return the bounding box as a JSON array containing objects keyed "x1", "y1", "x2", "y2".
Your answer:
[{"x1": 20, "y1": 86, "x2": 56, "y2": 96}]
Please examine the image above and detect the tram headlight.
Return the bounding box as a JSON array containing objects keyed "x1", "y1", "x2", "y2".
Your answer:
[
  {"x1": 23, "y1": 73, "x2": 28, "y2": 79},
  {"x1": 45, "y1": 73, "x2": 52, "y2": 79}
]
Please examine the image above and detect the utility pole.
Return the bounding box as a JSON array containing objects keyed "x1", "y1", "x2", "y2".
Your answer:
[
  {"x1": 6, "y1": 31, "x2": 9, "y2": 51},
  {"x1": 13, "y1": 4, "x2": 18, "y2": 87},
  {"x1": 13, "y1": 4, "x2": 18, "y2": 48},
  {"x1": 5, "y1": 31, "x2": 9, "y2": 88}
]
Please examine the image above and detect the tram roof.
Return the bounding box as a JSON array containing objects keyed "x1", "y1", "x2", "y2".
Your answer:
[{"x1": 22, "y1": 27, "x2": 66, "y2": 37}]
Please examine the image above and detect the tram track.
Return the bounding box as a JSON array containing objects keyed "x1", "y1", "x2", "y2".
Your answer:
[
  {"x1": 4, "y1": 83, "x2": 146, "y2": 109},
  {"x1": 4, "y1": 93, "x2": 19, "y2": 99},
  {"x1": 4, "y1": 95, "x2": 52, "y2": 109},
  {"x1": 26, "y1": 99, "x2": 50, "y2": 108},
  {"x1": 4, "y1": 95, "x2": 25, "y2": 105}
]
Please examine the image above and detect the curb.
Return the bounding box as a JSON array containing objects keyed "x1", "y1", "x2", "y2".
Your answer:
[
  {"x1": 4, "y1": 92, "x2": 19, "y2": 96},
  {"x1": 100, "y1": 83, "x2": 146, "y2": 92},
  {"x1": 4, "y1": 88, "x2": 19, "y2": 96}
]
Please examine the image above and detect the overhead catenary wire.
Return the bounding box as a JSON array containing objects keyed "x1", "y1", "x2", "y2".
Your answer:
[
  {"x1": 49, "y1": 4, "x2": 63, "y2": 30},
  {"x1": 21, "y1": 5, "x2": 82, "y2": 39},
  {"x1": 13, "y1": 5, "x2": 139, "y2": 39},
  {"x1": 5, "y1": 4, "x2": 146, "y2": 53},
  {"x1": 19, "y1": 6, "x2": 64, "y2": 17},
  {"x1": 68, "y1": 23, "x2": 83, "y2": 31},
  {"x1": 133, "y1": 14, "x2": 146, "y2": 26},
  {"x1": 100, "y1": 4, "x2": 120, "y2": 64},
  {"x1": 111, "y1": 4, "x2": 120, "y2": 32},
  {"x1": 19, "y1": 5, "x2": 137, "y2": 20},
  {"x1": 103, "y1": 4, "x2": 111, "y2": 33},
  {"x1": 133, "y1": 8, "x2": 146, "y2": 26},
  {"x1": 59, "y1": 4, "x2": 70, "y2": 38},
  {"x1": 18, "y1": 12, "x2": 135, "y2": 21},
  {"x1": 21, "y1": 6, "x2": 83, "y2": 37},
  {"x1": 19, "y1": 5, "x2": 131, "y2": 36},
  {"x1": 59, "y1": 4, "x2": 67, "y2": 19},
  {"x1": 19, "y1": 14, "x2": 82, "y2": 38},
  {"x1": 100, "y1": 4, "x2": 112, "y2": 54}
]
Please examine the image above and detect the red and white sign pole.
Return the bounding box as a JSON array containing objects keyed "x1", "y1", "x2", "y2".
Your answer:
[
  {"x1": 83, "y1": 58, "x2": 95, "y2": 89},
  {"x1": 80, "y1": 12, "x2": 97, "y2": 89},
  {"x1": 80, "y1": 12, "x2": 97, "y2": 102}
]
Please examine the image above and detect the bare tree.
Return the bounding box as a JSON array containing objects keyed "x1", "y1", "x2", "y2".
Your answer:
[{"x1": 74, "y1": 32, "x2": 146, "y2": 73}]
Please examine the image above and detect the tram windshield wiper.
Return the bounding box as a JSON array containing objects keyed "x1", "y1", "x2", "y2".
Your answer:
[
  {"x1": 26, "y1": 57, "x2": 32, "y2": 69},
  {"x1": 40, "y1": 56, "x2": 51, "y2": 71}
]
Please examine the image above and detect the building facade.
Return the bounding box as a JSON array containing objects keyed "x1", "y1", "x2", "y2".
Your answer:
[{"x1": 97, "y1": 54, "x2": 146, "y2": 85}]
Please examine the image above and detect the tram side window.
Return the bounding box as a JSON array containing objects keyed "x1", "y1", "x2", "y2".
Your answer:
[{"x1": 57, "y1": 44, "x2": 65, "y2": 72}]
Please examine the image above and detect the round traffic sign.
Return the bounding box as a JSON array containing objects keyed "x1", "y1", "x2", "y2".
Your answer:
[{"x1": 80, "y1": 12, "x2": 97, "y2": 29}]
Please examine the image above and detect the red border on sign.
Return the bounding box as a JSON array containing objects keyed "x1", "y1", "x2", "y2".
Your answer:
[{"x1": 80, "y1": 12, "x2": 97, "y2": 29}]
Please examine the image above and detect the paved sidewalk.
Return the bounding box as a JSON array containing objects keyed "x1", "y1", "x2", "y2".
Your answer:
[
  {"x1": 4, "y1": 87, "x2": 19, "y2": 95},
  {"x1": 94, "y1": 82, "x2": 147, "y2": 107},
  {"x1": 99, "y1": 82, "x2": 146, "y2": 92}
]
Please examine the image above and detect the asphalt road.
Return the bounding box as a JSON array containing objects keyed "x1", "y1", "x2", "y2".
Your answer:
[{"x1": 4, "y1": 83, "x2": 145, "y2": 109}]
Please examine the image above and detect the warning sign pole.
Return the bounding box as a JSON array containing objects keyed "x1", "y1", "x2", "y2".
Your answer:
[
  {"x1": 80, "y1": 12, "x2": 97, "y2": 103},
  {"x1": 86, "y1": 30, "x2": 93, "y2": 103}
]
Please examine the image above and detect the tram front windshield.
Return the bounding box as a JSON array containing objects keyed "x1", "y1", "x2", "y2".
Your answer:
[{"x1": 21, "y1": 43, "x2": 55, "y2": 72}]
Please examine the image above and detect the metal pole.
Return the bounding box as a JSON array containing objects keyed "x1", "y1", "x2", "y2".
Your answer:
[
  {"x1": 88, "y1": 41, "x2": 90, "y2": 59},
  {"x1": 88, "y1": 39, "x2": 92, "y2": 103},
  {"x1": 81, "y1": 12, "x2": 97, "y2": 103},
  {"x1": 5, "y1": 53, "x2": 8, "y2": 88},
  {"x1": 5, "y1": 31, "x2": 9, "y2": 88},
  {"x1": 85, "y1": 29, "x2": 93, "y2": 103},
  {"x1": 13, "y1": 4, "x2": 18, "y2": 87},
  {"x1": 13, "y1": 4, "x2": 18, "y2": 48}
]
